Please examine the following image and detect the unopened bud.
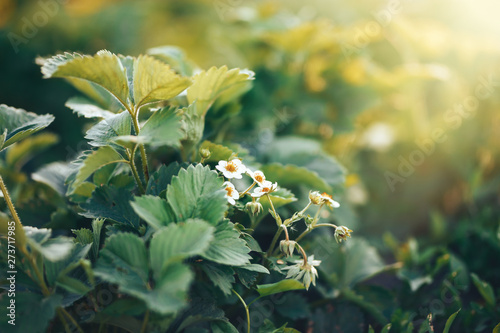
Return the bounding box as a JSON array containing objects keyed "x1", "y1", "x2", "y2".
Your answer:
[
  {"x1": 245, "y1": 201, "x2": 263, "y2": 216},
  {"x1": 200, "y1": 148, "x2": 211, "y2": 160},
  {"x1": 279, "y1": 239, "x2": 296, "y2": 257}
]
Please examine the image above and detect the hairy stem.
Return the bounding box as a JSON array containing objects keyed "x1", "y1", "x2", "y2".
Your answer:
[
  {"x1": 295, "y1": 243, "x2": 308, "y2": 266},
  {"x1": 239, "y1": 182, "x2": 256, "y2": 198},
  {"x1": 132, "y1": 107, "x2": 150, "y2": 182},
  {"x1": 128, "y1": 148, "x2": 146, "y2": 194},
  {"x1": 232, "y1": 289, "x2": 250, "y2": 333},
  {"x1": 266, "y1": 227, "x2": 283, "y2": 257},
  {"x1": 266, "y1": 193, "x2": 281, "y2": 226}
]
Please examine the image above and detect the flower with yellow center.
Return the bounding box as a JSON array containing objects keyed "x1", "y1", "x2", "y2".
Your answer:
[
  {"x1": 309, "y1": 190, "x2": 340, "y2": 208},
  {"x1": 223, "y1": 181, "x2": 239, "y2": 205},
  {"x1": 247, "y1": 170, "x2": 266, "y2": 185},
  {"x1": 334, "y1": 226, "x2": 353, "y2": 243},
  {"x1": 216, "y1": 159, "x2": 246, "y2": 179},
  {"x1": 251, "y1": 180, "x2": 278, "y2": 198}
]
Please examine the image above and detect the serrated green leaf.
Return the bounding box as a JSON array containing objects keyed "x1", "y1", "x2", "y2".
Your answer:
[
  {"x1": 0, "y1": 104, "x2": 55, "y2": 151},
  {"x1": 65, "y1": 96, "x2": 115, "y2": 119},
  {"x1": 85, "y1": 111, "x2": 131, "y2": 147},
  {"x1": 443, "y1": 309, "x2": 460, "y2": 333},
  {"x1": 71, "y1": 147, "x2": 125, "y2": 193},
  {"x1": 471, "y1": 273, "x2": 496, "y2": 306},
  {"x1": 146, "y1": 162, "x2": 183, "y2": 196},
  {"x1": 166, "y1": 164, "x2": 227, "y2": 225},
  {"x1": 256, "y1": 279, "x2": 305, "y2": 297},
  {"x1": 261, "y1": 163, "x2": 332, "y2": 193},
  {"x1": 187, "y1": 66, "x2": 254, "y2": 116},
  {"x1": 138, "y1": 106, "x2": 184, "y2": 148},
  {"x1": 234, "y1": 267, "x2": 259, "y2": 289},
  {"x1": 95, "y1": 232, "x2": 149, "y2": 284},
  {"x1": 131, "y1": 195, "x2": 175, "y2": 230},
  {"x1": 200, "y1": 262, "x2": 235, "y2": 295},
  {"x1": 6, "y1": 132, "x2": 59, "y2": 168},
  {"x1": 133, "y1": 55, "x2": 191, "y2": 107},
  {"x1": 80, "y1": 184, "x2": 140, "y2": 228},
  {"x1": 41, "y1": 50, "x2": 129, "y2": 107},
  {"x1": 72, "y1": 228, "x2": 93, "y2": 246},
  {"x1": 178, "y1": 102, "x2": 204, "y2": 147},
  {"x1": 202, "y1": 220, "x2": 251, "y2": 266},
  {"x1": 149, "y1": 219, "x2": 214, "y2": 280}
]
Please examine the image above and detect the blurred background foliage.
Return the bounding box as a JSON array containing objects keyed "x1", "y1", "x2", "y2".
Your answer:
[{"x1": 1, "y1": 0, "x2": 499, "y2": 331}]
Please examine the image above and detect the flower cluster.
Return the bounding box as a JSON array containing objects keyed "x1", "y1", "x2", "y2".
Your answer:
[
  {"x1": 213, "y1": 158, "x2": 353, "y2": 291},
  {"x1": 216, "y1": 159, "x2": 277, "y2": 207}
]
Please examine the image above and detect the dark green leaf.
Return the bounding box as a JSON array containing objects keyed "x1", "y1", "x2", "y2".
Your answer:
[
  {"x1": 256, "y1": 279, "x2": 305, "y2": 297},
  {"x1": 202, "y1": 221, "x2": 251, "y2": 266},
  {"x1": 131, "y1": 195, "x2": 175, "y2": 230}
]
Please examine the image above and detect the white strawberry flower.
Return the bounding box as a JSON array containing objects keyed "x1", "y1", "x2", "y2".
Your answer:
[
  {"x1": 282, "y1": 255, "x2": 321, "y2": 290},
  {"x1": 334, "y1": 226, "x2": 353, "y2": 243},
  {"x1": 251, "y1": 180, "x2": 278, "y2": 198},
  {"x1": 216, "y1": 159, "x2": 246, "y2": 179},
  {"x1": 309, "y1": 191, "x2": 340, "y2": 208},
  {"x1": 247, "y1": 169, "x2": 266, "y2": 185},
  {"x1": 223, "y1": 181, "x2": 239, "y2": 205}
]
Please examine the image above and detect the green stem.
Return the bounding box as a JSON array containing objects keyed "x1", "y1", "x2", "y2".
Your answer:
[
  {"x1": 266, "y1": 193, "x2": 281, "y2": 226},
  {"x1": 266, "y1": 227, "x2": 283, "y2": 257},
  {"x1": 295, "y1": 223, "x2": 338, "y2": 243},
  {"x1": 132, "y1": 106, "x2": 150, "y2": 182},
  {"x1": 312, "y1": 204, "x2": 324, "y2": 226},
  {"x1": 140, "y1": 309, "x2": 150, "y2": 333},
  {"x1": 60, "y1": 307, "x2": 84, "y2": 333},
  {"x1": 239, "y1": 182, "x2": 256, "y2": 198},
  {"x1": 232, "y1": 289, "x2": 250, "y2": 333},
  {"x1": 295, "y1": 243, "x2": 308, "y2": 266},
  {"x1": 128, "y1": 148, "x2": 146, "y2": 194}
]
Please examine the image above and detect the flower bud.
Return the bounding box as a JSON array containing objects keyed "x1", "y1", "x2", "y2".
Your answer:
[
  {"x1": 245, "y1": 201, "x2": 263, "y2": 216},
  {"x1": 334, "y1": 226, "x2": 353, "y2": 243},
  {"x1": 199, "y1": 148, "x2": 211, "y2": 160},
  {"x1": 279, "y1": 239, "x2": 296, "y2": 257}
]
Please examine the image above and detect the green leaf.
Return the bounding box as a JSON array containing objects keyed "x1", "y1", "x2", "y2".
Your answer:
[
  {"x1": 256, "y1": 279, "x2": 305, "y2": 297},
  {"x1": 65, "y1": 96, "x2": 115, "y2": 119},
  {"x1": 131, "y1": 195, "x2": 175, "y2": 230},
  {"x1": 94, "y1": 232, "x2": 149, "y2": 285},
  {"x1": 471, "y1": 273, "x2": 496, "y2": 306},
  {"x1": 443, "y1": 309, "x2": 460, "y2": 333},
  {"x1": 234, "y1": 267, "x2": 259, "y2": 288},
  {"x1": 211, "y1": 321, "x2": 239, "y2": 333},
  {"x1": 178, "y1": 102, "x2": 205, "y2": 147},
  {"x1": 417, "y1": 314, "x2": 432, "y2": 333},
  {"x1": 85, "y1": 111, "x2": 131, "y2": 147},
  {"x1": 239, "y1": 264, "x2": 270, "y2": 274},
  {"x1": 148, "y1": 45, "x2": 196, "y2": 76},
  {"x1": 32, "y1": 162, "x2": 73, "y2": 196},
  {"x1": 166, "y1": 164, "x2": 227, "y2": 225},
  {"x1": 44, "y1": 243, "x2": 92, "y2": 286},
  {"x1": 146, "y1": 162, "x2": 183, "y2": 196},
  {"x1": 261, "y1": 163, "x2": 332, "y2": 193},
  {"x1": 139, "y1": 107, "x2": 184, "y2": 148},
  {"x1": 80, "y1": 184, "x2": 140, "y2": 228},
  {"x1": 41, "y1": 50, "x2": 130, "y2": 107},
  {"x1": 6, "y1": 132, "x2": 59, "y2": 168},
  {"x1": 199, "y1": 140, "x2": 236, "y2": 162},
  {"x1": 202, "y1": 221, "x2": 252, "y2": 266},
  {"x1": 187, "y1": 66, "x2": 254, "y2": 116},
  {"x1": 200, "y1": 262, "x2": 235, "y2": 295},
  {"x1": 71, "y1": 147, "x2": 125, "y2": 193},
  {"x1": 0, "y1": 104, "x2": 55, "y2": 151},
  {"x1": 133, "y1": 55, "x2": 191, "y2": 108},
  {"x1": 149, "y1": 219, "x2": 214, "y2": 280},
  {"x1": 0, "y1": 293, "x2": 62, "y2": 333},
  {"x1": 24, "y1": 226, "x2": 75, "y2": 262},
  {"x1": 72, "y1": 228, "x2": 93, "y2": 246}
]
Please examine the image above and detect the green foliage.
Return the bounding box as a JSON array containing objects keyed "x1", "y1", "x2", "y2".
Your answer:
[{"x1": 0, "y1": 104, "x2": 54, "y2": 151}]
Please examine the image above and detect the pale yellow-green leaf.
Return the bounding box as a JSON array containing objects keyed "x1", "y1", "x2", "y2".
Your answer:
[
  {"x1": 6, "y1": 133, "x2": 59, "y2": 168},
  {"x1": 47, "y1": 51, "x2": 130, "y2": 107},
  {"x1": 133, "y1": 55, "x2": 192, "y2": 108},
  {"x1": 187, "y1": 66, "x2": 254, "y2": 116}
]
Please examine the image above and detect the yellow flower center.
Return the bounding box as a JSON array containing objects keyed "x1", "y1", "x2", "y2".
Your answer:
[
  {"x1": 225, "y1": 186, "x2": 234, "y2": 196},
  {"x1": 225, "y1": 162, "x2": 237, "y2": 172},
  {"x1": 255, "y1": 175, "x2": 264, "y2": 183},
  {"x1": 321, "y1": 192, "x2": 332, "y2": 199},
  {"x1": 262, "y1": 187, "x2": 270, "y2": 193}
]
